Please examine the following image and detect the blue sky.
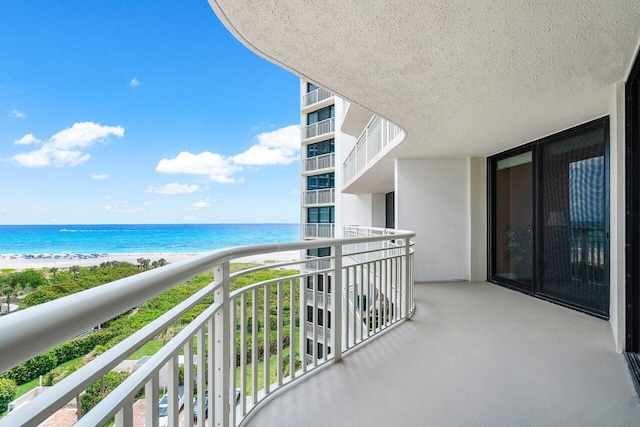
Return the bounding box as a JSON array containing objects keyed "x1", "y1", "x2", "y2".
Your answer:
[{"x1": 0, "y1": 1, "x2": 301, "y2": 224}]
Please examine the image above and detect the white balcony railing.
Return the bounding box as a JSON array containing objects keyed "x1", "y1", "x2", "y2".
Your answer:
[
  {"x1": 301, "y1": 118, "x2": 335, "y2": 141},
  {"x1": 303, "y1": 152, "x2": 335, "y2": 173},
  {"x1": 303, "y1": 188, "x2": 335, "y2": 206},
  {"x1": 304, "y1": 256, "x2": 332, "y2": 272},
  {"x1": 0, "y1": 232, "x2": 414, "y2": 427},
  {"x1": 303, "y1": 223, "x2": 335, "y2": 238},
  {"x1": 343, "y1": 116, "x2": 404, "y2": 185},
  {"x1": 302, "y1": 88, "x2": 333, "y2": 108}
]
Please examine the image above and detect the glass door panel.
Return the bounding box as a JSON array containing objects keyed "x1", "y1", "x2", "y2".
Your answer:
[
  {"x1": 539, "y1": 128, "x2": 607, "y2": 314},
  {"x1": 494, "y1": 151, "x2": 534, "y2": 289}
]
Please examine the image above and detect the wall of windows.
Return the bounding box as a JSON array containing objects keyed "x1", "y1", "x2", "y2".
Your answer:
[
  {"x1": 307, "y1": 139, "x2": 334, "y2": 157},
  {"x1": 307, "y1": 105, "x2": 334, "y2": 125},
  {"x1": 307, "y1": 207, "x2": 335, "y2": 224},
  {"x1": 307, "y1": 172, "x2": 334, "y2": 190}
]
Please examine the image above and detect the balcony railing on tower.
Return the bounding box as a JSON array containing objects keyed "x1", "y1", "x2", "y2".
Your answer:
[
  {"x1": 0, "y1": 230, "x2": 414, "y2": 427},
  {"x1": 301, "y1": 118, "x2": 335, "y2": 141},
  {"x1": 303, "y1": 152, "x2": 335, "y2": 173},
  {"x1": 343, "y1": 116, "x2": 404, "y2": 185},
  {"x1": 302, "y1": 188, "x2": 335, "y2": 206},
  {"x1": 302, "y1": 87, "x2": 333, "y2": 108},
  {"x1": 302, "y1": 223, "x2": 335, "y2": 238}
]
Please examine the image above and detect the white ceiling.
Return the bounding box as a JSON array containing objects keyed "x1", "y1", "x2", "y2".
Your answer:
[{"x1": 209, "y1": 0, "x2": 640, "y2": 159}]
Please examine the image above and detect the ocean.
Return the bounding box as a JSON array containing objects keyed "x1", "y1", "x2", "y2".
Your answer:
[{"x1": 0, "y1": 224, "x2": 300, "y2": 255}]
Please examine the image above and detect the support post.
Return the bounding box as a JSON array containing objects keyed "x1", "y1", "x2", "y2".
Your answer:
[
  {"x1": 332, "y1": 245, "x2": 343, "y2": 362},
  {"x1": 214, "y1": 261, "x2": 230, "y2": 427}
]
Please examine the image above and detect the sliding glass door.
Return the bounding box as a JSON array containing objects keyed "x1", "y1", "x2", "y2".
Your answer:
[
  {"x1": 489, "y1": 118, "x2": 609, "y2": 317},
  {"x1": 492, "y1": 150, "x2": 534, "y2": 290},
  {"x1": 539, "y1": 124, "x2": 608, "y2": 315}
]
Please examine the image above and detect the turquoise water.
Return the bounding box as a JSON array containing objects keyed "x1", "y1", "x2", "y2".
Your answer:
[{"x1": 0, "y1": 224, "x2": 299, "y2": 255}]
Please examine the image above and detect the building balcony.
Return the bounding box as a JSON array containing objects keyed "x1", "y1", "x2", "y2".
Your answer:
[
  {"x1": 0, "y1": 230, "x2": 415, "y2": 427},
  {"x1": 301, "y1": 118, "x2": 335, "y2": 142},
  {"x1": 301, "y1": 87, "x2": 333, "y2": 111},
  {"x1": 342, "y1": 115, "x2": 404, "y2": 192},
  {"x1": 302, "y1": 222, "x2": 335, "y2": 239},
  {"x1": 302, "y1": 188, "x2": 335, "y2": 206},
  {"x1": 305, "y1": 288, "x2": 331, "y2": 307},
  {"x1": 247, "y1": 281, "x2": 640, "y2": 426},
  {"x1": 303, "y1": 256, "x2": 332, "y2": 272},
  {"x1": 302, "y1": 152, "x2": 334, "y2": 173}
]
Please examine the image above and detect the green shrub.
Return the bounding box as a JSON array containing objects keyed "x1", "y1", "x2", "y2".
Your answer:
[
  {"x1": 80, "y1": 371, "x2": 130, "y2": 416},
  {"x1": 52, "y1": 331, "x2": 113, "y2": 365},
  {"x1": 0, "y1": 377, "x2": 17, "y2": 412},
  {"x1": 0, "y1": 351, "x2": 57, "y2": 385}
]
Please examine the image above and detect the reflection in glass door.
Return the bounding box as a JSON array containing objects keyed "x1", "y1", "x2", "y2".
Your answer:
[
  {"x1": 539, "y1": 127, "x2": 607, "y2": 315},
  {"x1": 489, "y1": 118, "x2": 609, "y2": 318},
  {"x1": 493, "y1": 151, "x2": 534, "y2": 289}
]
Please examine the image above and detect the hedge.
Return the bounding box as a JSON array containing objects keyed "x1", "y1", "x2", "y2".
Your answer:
[
  {"x1": 0, "y1": 331, "x2": 113, "y2": 386},
  {"x1": 0, "y1": 377, "x2": 17, "y2": 412}
]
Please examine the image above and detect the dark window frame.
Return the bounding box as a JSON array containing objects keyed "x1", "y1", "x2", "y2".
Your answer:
[{"x1": 487, "y1": 117, "x2": 610, "y2": 318}]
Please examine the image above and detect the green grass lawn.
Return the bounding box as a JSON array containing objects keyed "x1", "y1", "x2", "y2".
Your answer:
[
  {"x1": 235, "y1": 328, "x2": 300, "y2": 396},
  {"x1": 130, "y1": 339, "x2": 164, "y2": 359}
]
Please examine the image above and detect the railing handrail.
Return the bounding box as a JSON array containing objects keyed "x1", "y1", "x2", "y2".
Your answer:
[
  {"x1": 342, "y1": 115, "x2": 404, "y2": 185},
  {"x1": 301, "y1": 87, "x2": 333, "y2": 108},
  {"x1": 0, "y1": 229, "x2": 414, "y2": 426},
  {"x1": 0, "y1": 232, "x2": 413, "y2": 374}
]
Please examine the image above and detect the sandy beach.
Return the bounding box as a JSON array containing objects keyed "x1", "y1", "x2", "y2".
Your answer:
[{"x1": 0, "y1": 250, "x2": 301, "y2": 270}]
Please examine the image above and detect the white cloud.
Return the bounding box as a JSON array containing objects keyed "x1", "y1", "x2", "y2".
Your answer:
[
  {"x1": 12, "y1": 122, "x2": 124, "y2": 167},
  {"x1": 156, "y1": 151, "x2": 241, "y2": 183},
  {"x1": 184, "y1": 215, "x2": 196, "y2": 221},
  {"x1": 0, "y1": 208, "x2": 6, "y2": 213},
  {"x1": 233, "y1": 125, "x2": 300, "y2": 166},
  {"x1": 15, "y1": 134, "x2": 40, "y2": 145},
  {"x1": 130, "y1": 77, "x2": 140, "y2": 87},
  {"x1": 102, "y1": 194, "x2": 112, "y2": 200},
  {"x1": 10, "y1": 109, "x2": 26, "y2": 118},
  {"x1": 156, "y1": 124, "x2": 299, "y2": 183},
  {"x1": 104, "y1": 204, "x2": 145, "y2": 214},
  {"x1": 147, "y1": 182, "x2": 199, "y2": 195},
  {"x1": 91, "y1": 173, "x2": 110, "y2": 180},
  {"x1": 185, "y1": 198, "x2": 224, "y2": 211}
]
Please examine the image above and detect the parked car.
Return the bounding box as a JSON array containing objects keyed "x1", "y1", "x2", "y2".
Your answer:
[
  {"x1": 158, "y1": 386, "x2": 185, "y2": 427},
  {"x1": 193, "y1": 392, "x2": 208, "y2": 421}
]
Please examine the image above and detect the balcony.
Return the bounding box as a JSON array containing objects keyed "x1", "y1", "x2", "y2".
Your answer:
[
  {"x1": 343, "y1": 115, "x2": 404, "y2": 188},
  {"x1": 302, "y1": 152, "x2": 334, "y2": 173},
  {"x1": 247, "y1": 281, "x2": 640, "y2": 426},
  {"x1": 301, "y1": 118, "x2": 335, "y2": 142},
  {"x1": 301, "y1": 87, "x2": 333, "y2": 109},
  {"x1": 302, "y1": 223, "x2": 335, "y2": 239},
  {"x1": 302, "y1": 188, "x2": 335, "y2": 206},
  {"x1": 0, "y1": 230, "x2": 414, "y2": 427}
]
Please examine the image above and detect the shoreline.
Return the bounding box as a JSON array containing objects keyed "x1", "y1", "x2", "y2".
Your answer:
[{"x1": 0, "y1": 250, "x2": 301, "y2": 270}]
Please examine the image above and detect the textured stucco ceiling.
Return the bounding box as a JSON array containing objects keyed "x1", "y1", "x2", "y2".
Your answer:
[{"x1": 209, "y1": 0, "x2": 640, "y2": 159}]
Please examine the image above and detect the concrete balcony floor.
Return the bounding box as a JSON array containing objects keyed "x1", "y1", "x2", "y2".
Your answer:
[{"x1": 247, "y1": 282, "x2": 640, "y2": 426}]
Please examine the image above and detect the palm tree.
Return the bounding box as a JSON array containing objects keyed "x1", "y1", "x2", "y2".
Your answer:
[
  {"x1": 49, "y1": 267, "x2": 59, "y2": 283},
  {"x1": 137, "y1": 258, "x2": 145, "y2": 270},
  {"x1": 69, "y1": 265, "x2": 81, "y2": 279},
  {"x1": 1, "y1": 285, "x2": 14, "y2": 313},
  {"x1": 157, "y1": 258, "x2": 168, "y2": 267}
]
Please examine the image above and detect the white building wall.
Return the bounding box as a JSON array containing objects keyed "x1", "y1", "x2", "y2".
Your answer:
[
  {"x1": 469, "y1": 157, "x2": 487, "y2": 282},
  {"x1": 395, "y1": 159, "x2": 470, "y2": 282}
]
